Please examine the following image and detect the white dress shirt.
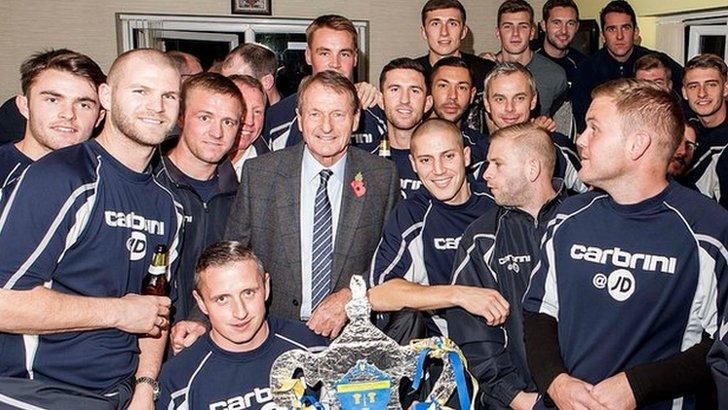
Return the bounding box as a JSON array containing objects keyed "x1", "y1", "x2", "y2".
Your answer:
[{"x1": 299, "y1": 146, "x2": 347, "y2": 319}]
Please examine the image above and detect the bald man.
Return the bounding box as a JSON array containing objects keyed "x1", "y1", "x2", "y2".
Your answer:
[
  {"x1": 0, "y1": 49, "x2": 183, "y2": 409},
  {"x1": 368, "y1": 118, "x2": 505, "y2": 341},
  {"x1": 447, "y1": 122, "x2": 565, "y2": 410}
]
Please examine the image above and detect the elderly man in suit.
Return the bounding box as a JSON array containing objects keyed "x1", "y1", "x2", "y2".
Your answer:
[{"x1": 170, "y1": 70, "x2": 398, "y2": 350}]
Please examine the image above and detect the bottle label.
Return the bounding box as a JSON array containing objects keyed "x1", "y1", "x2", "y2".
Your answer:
[{"x1": 148, "y1": 266, "x2": 166, "y2": 275}]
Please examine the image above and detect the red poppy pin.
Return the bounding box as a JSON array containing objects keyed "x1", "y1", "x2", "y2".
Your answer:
[{"x1": 350, "y1": 172, "x2": 366, "y2": 198}]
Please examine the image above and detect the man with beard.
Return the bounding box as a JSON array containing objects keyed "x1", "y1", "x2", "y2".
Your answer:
[
  {"x1": 379, "y1": 58, "x2": 432, "y2": 198},
  {"x1": 668, "y1": 122, "x2": 697, "y2": 181},
  {"x1": 535, "y1": 0, "x2": 586, "y2": 86},
  {"x1": 429, "y1": 57, "x2": 490, "y2": 175},
  {"x1": 0, "y1": 49, "x2": 105, "y2": 190},
  {"x1": 682, "y1": 54, "x2": 728, "y2": 206},
  {"x1": 482, "y1": 63, "x2": 586, "y2": 193},
  {"x1": 448, "y1": 122, "x2": 566, "y2": 410},
  {"x1": 368, "y1": 118, "x2": 506, "y2": 340},
  {"x1": 571, "y1": 0, "x2": 683, "y2": 132},
  {"x1": 523, "y1": 79, "x2": 726, "y2": 409},
  {"x1": 0, "y1": 49, "x2": 183, "y2": 409},
  {"x1": 154, "y1": 73, "x2": 244, "y2": 324},
  {"x1": 228, "y1": 75, "x2": 270, "y2": 181}
]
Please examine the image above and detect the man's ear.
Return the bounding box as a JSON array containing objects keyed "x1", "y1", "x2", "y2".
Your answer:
[
  {"x1": 628, "y1": 130, "x2": 651, "y2": 161},
  {"x1": 296, "y1": 107, "x2": 303, "y2": 132},
  {"x1": 425, "y1": 95, "x2": 433, "y2": 113},
  {"x1": 530, "y1": 92, "x2": 538, "y2": 111},
  {"x1": 98, "y1": 83, "x2": 112, "y2": 111},
  {"x1": 539, "y1": 20, "x2": 547, "y2": 33},
  {"x1": 95, "y1": 109, "x2": 106, "y2": 128},
  {"x1": 193, "y1": 289, "x2": 209, "y2": 316},
  {"x1": 305, "y1": 47, "x2": 312, "y2": 67},
  {"x1": 463, "y1": 145, "x2": 471, "y2": 168},
  {"x1": 261, "y1": 73, "x2": 275, "y2": 92},
  {"x1": 264, "y1": 273, "x2": 271, "y2": 301},
  {"x1": 461, "y1": 24, "x2": 469, "y2": 41},
  {"x1": 469, "y1": 87, "x2": 476, "y2": 104},
  {"x1": 15, "y1": 95, "x2": 29, "y2": 120},
  {"x1": 409, "y1": 152, "x2": 418, "y2": 175},
  {"x1": 351, "y1": 109, "x2": 361, "y2": 132},
  {"x1": 527, "y1": 157, "x2": 541, "y2": 182}
]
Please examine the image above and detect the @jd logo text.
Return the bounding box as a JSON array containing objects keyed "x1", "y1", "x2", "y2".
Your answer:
[{"x1": 593, "y1": 269, "x2": 635, "y2": 302}]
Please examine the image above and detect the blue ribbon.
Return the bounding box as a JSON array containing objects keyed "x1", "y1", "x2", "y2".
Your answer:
[
  {"x1": 409, "y1": 339, "x2": 471, "y2": 410},
  {"x1": 301, "y1": 395, "x2": 326, "y2": 410}
]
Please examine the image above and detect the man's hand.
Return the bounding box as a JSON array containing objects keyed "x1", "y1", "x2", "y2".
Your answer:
[
  {"x1": 127, "y1": 382, "x2": 155, "y2": 410},
  {"x1": 454, "y1": 285, "x2": 509, "y2": 326},
  {"x1": 591, "y1": 372, "x2": 636, "y2": 410},
  {"x1": 510, "y1": 391, "x2": 539, "y2": 410},
  {"x1": 170, "y1": 320, "x2": 207, "y2": 355},
  {"x1": 479, "y1": 51, "x2": 498, "y2": 62},
  {"x1": 532, "y1": 116, "x2": 557, "y2": 133},
  {"x1": 548, "y1": 373, "x2": 608, "y2": 410},
  {"x1": 307, "y1": 288, "x2": 352, "y2": 338},
  {"x1": 113, "y1": 294, "x2": 170, "y2": 335},
  {"x1": 355, "y1": 82, "x2": 382, "y2": 109}
]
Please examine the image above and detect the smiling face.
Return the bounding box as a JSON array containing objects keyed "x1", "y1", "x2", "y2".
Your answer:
[
  {"x1": 297, "y1": 81, "x2": 359, "y2": 167},
  {"x1": 178, "y1": 87, "x2": 242, "y2": 166},
  {"x1": 431, "y1": 65, "x2": 475, "y2": 125},
  {"x1": 542, "y1": 6, "x2": 579, "y2": 51},
  {"x1": 682, "y1": 67, "x2": 728, "y2": 121},
  {"x1": 233, "y1": 82, "x2": 265, "y2": 152},
  {"x1": 484, "y1": 71, "x2": 537, "y2": 130},
  {"x1": 305, "y1": 27, "x2": 358, "y2": 80},
  {"x1": 497, "y1": 11, "x2": 534, "y2": 55},
  {"x1": 410, "y1": 123, "x2": 471, "y2": 205},
  {"x1": 382, "y1": 68, "x2": 432, "y2": 132},
  {"x1": 105, "y1": 57, "x2": 181, "y2": 147},
  {"x1": 19, "y1": 68, "x2": 101, "y2": 157},
  {"x1": 421, "y1": 7, "x2": 468, "y2": 58},
  {"x1": 194, "y1": 260, "x2": 270, "y2": 353}
]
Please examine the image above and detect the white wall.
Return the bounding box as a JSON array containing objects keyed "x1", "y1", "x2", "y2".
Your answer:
[{"x1": 0, "y1": 0, "x2": 545, "y2": 98}]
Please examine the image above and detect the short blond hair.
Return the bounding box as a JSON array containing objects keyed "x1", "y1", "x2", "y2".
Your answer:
[
  {"x1": 491, "y1": 122, "x2": 555, "y2": 177},
  {"x1": 592, "y1": 78, "x2": 684, "y2": 161}
]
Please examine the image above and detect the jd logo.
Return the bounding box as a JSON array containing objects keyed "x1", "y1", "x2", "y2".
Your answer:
[
  {"x1": 126, "y1": 231, "x2": 147, "y2": 261},
  {"x1": 606, "y1": 269, "x2": 635, "y2": 302}
]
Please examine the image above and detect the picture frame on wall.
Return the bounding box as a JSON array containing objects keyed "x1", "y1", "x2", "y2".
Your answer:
[{"x1": 231, "y1": 0, "x2": 272, "y2": 15}]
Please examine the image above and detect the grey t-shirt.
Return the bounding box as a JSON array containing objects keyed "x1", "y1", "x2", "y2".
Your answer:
[{"x1": 527, "y1": 52, "x2": 568, "y2": 116}]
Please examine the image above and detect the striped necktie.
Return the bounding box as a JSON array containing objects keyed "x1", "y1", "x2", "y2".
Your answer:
[{"x1": 311, "y1": 169, "x2": 333, "y2": 309}]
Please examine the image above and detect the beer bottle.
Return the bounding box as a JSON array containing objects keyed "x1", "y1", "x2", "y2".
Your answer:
[
  {"x1": 378, "y1": 136, "x2": 391, "y2": 158},
  {"x1": 142, "y1": 244, "x2": 169, "y2": 296}
]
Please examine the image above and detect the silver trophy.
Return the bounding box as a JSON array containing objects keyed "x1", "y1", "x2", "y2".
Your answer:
[{"x1": 269, "y1": 275, "x2": 469, "y2": 410}]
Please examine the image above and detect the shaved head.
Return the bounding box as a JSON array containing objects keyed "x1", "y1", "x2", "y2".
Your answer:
[
  {"x1": 411, "y1": 118, "x2": 463, "y2": 155},
  {"x1": 107, "y1": 49, "x2": 179, "y2": 87}
]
